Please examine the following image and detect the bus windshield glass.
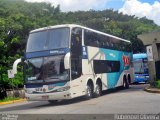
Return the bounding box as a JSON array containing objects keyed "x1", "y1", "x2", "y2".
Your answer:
[
  {"x1": 26, "y1": 27, "x2": 70, "y2": 52},
  {"x1": 133, "y1": 59, "x2": 148, "y2": 74},
  {"x1": 24, "y1": 55, "x2": 69, "y2": 83}
]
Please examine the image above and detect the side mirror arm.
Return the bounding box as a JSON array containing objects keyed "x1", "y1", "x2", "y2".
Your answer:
[{"x1": 13, "y1": 58, "x2": 22, "y2": 74}]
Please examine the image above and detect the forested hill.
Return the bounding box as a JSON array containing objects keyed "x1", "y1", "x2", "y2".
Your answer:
[{"x1": 0, "y1": 0, "x2": 160, "y2": 88}]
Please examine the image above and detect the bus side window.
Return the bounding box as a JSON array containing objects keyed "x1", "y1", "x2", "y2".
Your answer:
[{"x1": 84, "y1": 30, "x2": 99, "y2": 47}]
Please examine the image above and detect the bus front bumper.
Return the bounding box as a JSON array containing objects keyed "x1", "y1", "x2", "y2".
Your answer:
[
  {"x1": 134, "y1": 75, "x2": 149, "y2": 83},
  {"x1": 25, "y1": 91, "x2": 71, "y2": 101}
]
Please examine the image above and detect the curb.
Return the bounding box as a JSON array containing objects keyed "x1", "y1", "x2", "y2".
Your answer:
[
  {"x1": 0, "y1": 99, "x2": 26, "y2": 105},
  {"x1": 144, "y1": 86, "x2": 160, "y2": 93}
]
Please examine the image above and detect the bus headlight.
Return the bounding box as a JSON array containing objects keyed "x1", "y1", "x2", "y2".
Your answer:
[
  {"x1": 136, "y1": 76, "x2": 139, "y2": 78},
  {"x1": 56, "y1": 86, "x2": 70, "y2": 92}
]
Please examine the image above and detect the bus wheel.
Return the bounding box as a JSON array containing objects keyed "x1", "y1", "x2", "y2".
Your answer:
[
  {"x1": 86, "y1": 83, "x2": 93, "y2": 99},
  {"x1": 94, "y1": 82, "x2": 102, "y2": 97},
  {"x1": 123, "y1": 77, "x2": 129, "y2": 89},
  {"x1": 128, "y1": 75, "x2": 131, "y2": 85},
  {"x1": 48, "y1": 100, "x2": 58, "y2": 104}
]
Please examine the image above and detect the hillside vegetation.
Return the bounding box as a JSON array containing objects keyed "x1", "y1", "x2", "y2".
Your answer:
[{"x1": 0, "y1": 0, "x2": 160, "y2": 88}]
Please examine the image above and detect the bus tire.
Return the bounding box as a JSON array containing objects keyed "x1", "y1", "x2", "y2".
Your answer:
[
  {"x1": 86, "y1": 82, "x2": 94, "y2": 99},
  {"x1": 123, "y1": 77, "x2": 129, "y2": 89},
  {"x1": 128, "y1": 74, "x2": 131, "y2": 85},
  {"x1": 94, "y1": 81, "x2": 102, "y2": 97}
]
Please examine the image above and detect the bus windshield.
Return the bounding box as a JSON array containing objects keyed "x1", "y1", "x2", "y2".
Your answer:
[
  {"x1": 24, "y1": 55, "x2": 69, "y2": 83},
  {"x1": 133, "y1": 59, "x2": 148, "y2": 74},
  {"x1": 26, "y1": 27, "x2": 70, "y2": 53}
]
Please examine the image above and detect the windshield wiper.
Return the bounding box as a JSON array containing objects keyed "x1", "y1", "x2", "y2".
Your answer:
[
  {"x1": 47, "y1": 76, "x2": 59, "y2": 79},
  {"x1": 45, "y1": 78, "x2": 60, "y2": 83}
]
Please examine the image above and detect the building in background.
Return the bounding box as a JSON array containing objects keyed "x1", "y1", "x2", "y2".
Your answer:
[{"x1": 138, "y1": 31, "x2": 160, "y2": 84}]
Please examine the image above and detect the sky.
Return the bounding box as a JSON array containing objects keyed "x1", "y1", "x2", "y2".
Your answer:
[{"x1": 25, "y1": 0, "x2": 160, "y2": 25}]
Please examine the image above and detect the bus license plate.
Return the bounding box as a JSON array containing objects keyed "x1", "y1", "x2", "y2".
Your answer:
[{"x1": 42, "y1": 96, "x2": 49, "y2": 100}]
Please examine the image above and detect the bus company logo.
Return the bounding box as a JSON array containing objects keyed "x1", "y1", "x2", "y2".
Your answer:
[
  {"x1": 50, "y1": 50, "x2": 64, "y2": 54},
  {"x1": 122, "y1": 55, "x2": 130, "y2": 66}
]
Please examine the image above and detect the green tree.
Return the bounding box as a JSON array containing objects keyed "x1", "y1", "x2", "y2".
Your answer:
[{"x1": 0, "y1": 0, "x2": 160, "y2": 89}]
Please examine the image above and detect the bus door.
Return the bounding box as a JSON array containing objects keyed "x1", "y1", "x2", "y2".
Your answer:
[{"x1": 70, "y1": 28, "x2": 83, "y2": 96}]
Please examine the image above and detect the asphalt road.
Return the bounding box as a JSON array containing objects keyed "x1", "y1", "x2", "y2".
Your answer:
[{"x1": 0, "y1": 84, "x2": 160, "y2": 114}]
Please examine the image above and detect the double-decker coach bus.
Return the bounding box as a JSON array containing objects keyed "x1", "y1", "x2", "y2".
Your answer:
[{"x1": 21, "y1": 24, "x2": 134, "y2": 102}]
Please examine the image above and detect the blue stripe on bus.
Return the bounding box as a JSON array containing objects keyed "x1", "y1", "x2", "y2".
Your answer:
[
  {"x1": 25, "y1": 84, "x2": 43, "y2": 88},
  {"x1": 25, "y1": 82, "x2": 67, "y2": 88},
  {"x1": 25, "y1": 48, "x2": 70, "y2": 59}
]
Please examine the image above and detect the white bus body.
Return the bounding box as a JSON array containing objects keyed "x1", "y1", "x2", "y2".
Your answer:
[{"x1": 23, "y1": 24, "x2": 134, "y2": 101}]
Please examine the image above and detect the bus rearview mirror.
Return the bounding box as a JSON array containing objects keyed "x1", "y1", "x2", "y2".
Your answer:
[{"x1": 64, "y1": 52, "x2": 70, "y2": 69}]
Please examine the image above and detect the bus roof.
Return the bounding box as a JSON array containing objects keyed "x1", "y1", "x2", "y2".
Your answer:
[
  {"x1": 133, "y1": 53, "x2": 147, "y2": 60},
  {"x1": 30, "y1": 24, "x2": 131, "y2": 43}
]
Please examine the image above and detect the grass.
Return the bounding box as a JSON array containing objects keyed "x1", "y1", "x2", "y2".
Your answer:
[
  {"x1": 156, "y1": 80, "x2": 160, "y2": 89},
  {"x1": 0, "y1": 97, "x2": 20, "y2": 102}
]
